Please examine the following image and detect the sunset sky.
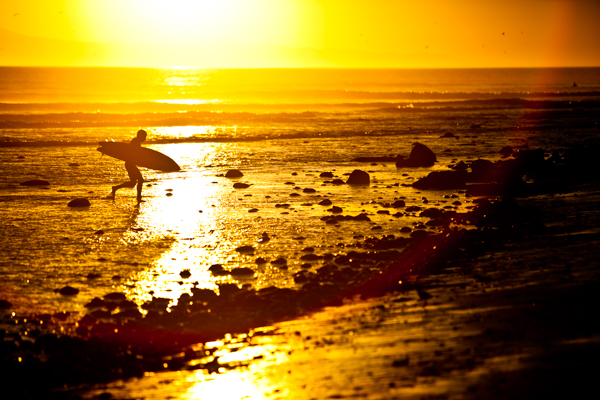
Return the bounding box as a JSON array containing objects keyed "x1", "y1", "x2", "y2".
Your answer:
[{"x1": 1, "y1": 0, "x2": 599, "y2": 68}]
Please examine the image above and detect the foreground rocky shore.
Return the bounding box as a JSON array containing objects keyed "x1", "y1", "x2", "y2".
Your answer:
[{"x1": 2, "y1": 142, "x2": 599, "y2": 399}]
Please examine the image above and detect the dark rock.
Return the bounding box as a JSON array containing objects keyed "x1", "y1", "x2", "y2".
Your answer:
[
  {"x1": 118, "y1": 300, "x2": 137, "y2": 309},
  {"x1": 470, "y1": 159, "x2": 496, "y2": 182},
  {"x1": 209, "y1": 264, "x2": 227, "y2": 275},
  {"x1": 303, "y1": 188, "x2": 316, "y2": 193},
  {"x1": 84, "y1": 297, "x2": 106, "y2": 308},
  {"x1": 179, "y1": 269, "x2": 191, "y2": 279},
  {"x1": 57, "y1": 286, "x2": 79, "y2": 296},
  {"x1": 67, "y1": 198, "x2": 91, "y2": 207},
  {"x1": 225, "y1": 169, "x2": 244, "y2": 178},
  {"x1": 412, "y1": 170, "x2": 468, "y2": 190},
  {"x1": 318, "y1": 199, "x2": 332, "y2": 206},
  {"x1": 465, "y1": 175, "x2": 528, "y2": 197},
  {"x1": 230, "y1": 267, "x2": 255, "y2": 276},
  {"x1": 236, "y1": 245, "x2": 255, "y2": 253},
  {"x1": 233, "y1": 182, "x2": 251, "y2": 189},
  {"x1": 20, "y1": 179, "x2": 50, "y2": 186},
  {"x1": 500, "y1": 146, "x2": 513, "y2": 156},
  {"x1": 331, "y1": 179, "x2": 345, "y2": 185},
  {"x1": 300, "y1": 254, "x2": 323, "y2": 261},
  {"x1": 439, "y1": 132, "x2": 457, "y2": 138},
  {"x1": 451, "y1": 161, "x2": 468, "y2": 171},
  {"x1": 218, "y1": 283, "x2": 240, "y2": 297},
  {"x1": 104, "y1": 292, "x2": 126, "y2": 301},
  {"x1": 392, "y1": 200, "x2": 406, "y2": 208},
  {"x1": 328, "y1": 206, "x2": 343, "y2": 213},
  {"x1": 0, "y1": 299, "x2": 12, "y2": 309},
  {"x1": 191, "y1": 288, "x2": 218, "y2": 302},
  {"x1": 346, "y1": 170, "x2": 370, "y2": 185},
  {"x1": 319, "y1": 172, "x2": 334, "y2": 178},
  {"x1": 396, "y1": 143, "x2": 436, "y2": 167}
]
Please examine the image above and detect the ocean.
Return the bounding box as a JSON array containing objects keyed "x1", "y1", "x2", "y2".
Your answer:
[{"x1": 1, "y1": 67, "x2": 599, "y2": 316}]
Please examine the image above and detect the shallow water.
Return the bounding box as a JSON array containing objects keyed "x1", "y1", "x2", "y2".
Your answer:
[{"x1": 1, "y1": 67, "x2": 599, "y2": 314}]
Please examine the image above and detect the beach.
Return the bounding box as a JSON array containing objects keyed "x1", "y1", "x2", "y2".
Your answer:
[{"x1": 1, "y1": 67, "x2": 600, "y2": 399}]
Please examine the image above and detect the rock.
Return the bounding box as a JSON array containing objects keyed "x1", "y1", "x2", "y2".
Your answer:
[
  {"x1": 500, "y1": 146, "x2": 513, "y2": 156},
  {"x1": 465, "y1": 175, "x2": 528, "y2": 197},
  {"x1": 346, "y1": 170, "x2": 370, "y2": 185},
  {"x1": 331, "y1": 179, "x2": 345, "y2": 185},
  {"x1": 219, "y1": 283, "x2": 240, "y2": 297},
  {"x1": 209, "y1": 266, "x2": 228, "y2": 276},
  {"x1": 300, "y1": 253, "x2": 323, "y2": 261},
  {"x1": 57, "y1": 286, "x2": 79, "y2": 296},
  {"x1": 319, "y1": 172, "x2": 334, "y2": 178},
  {"x1": 0, "y1": 299, "x2": 12, "y2": 309},
  {"x1": 303, "y1": 188, "x2": 316, "y2": 193},
  {"x1": 451, "y1": 161, "x2": 468, "y2": 171},
  {"x1": 20, "y1": 179, "x2": 50, "y2": 186},
  {"x1": 104, "y1": 292, "x2": 126, "y2": 301},
  {"x1": 230, "y1": 267, "x2": 255, "y2": 276},
  {"x1": 439, "y1": 132, "x2": 457, "y2": 138},
  {"x1": 412, "y1": 170, "x2": 468, "y2": 190},
  {"x1": 225, "y1": 169, "x2": 244, "y2": 178},
  {"x1": 191, "y1": 288, "x2": 218, "y2": 302},
  {"x1": 470, "y1": 159, "x2": 496, "y2": 182},
  {"x1": 396, "y1": 143, "x2": 436, "y2": 167},
  {"x1": 179, "y1": 269, "x2": 192, "y2": 279},
  {"x1": 318, "y1": 199, "x2": 332, "y2": 206},
  {"x1": 84, "y1": 297, "x2": 106, "y2": 308},
  {"x1": 236, "y1": 245, "x2": 255, "y2": 253},
  {"x1": 68, "y1": 198, "x2": 91, "y2": 207},
  {"x1": 391, "y1": 200, "x2": 406, "y2": 208},
  {"x1": 233, "y1": 183, "x2": 251, "y2": 189},
  {"x1": 328, "y1": 206, "x2": 343, "y2": 213}
]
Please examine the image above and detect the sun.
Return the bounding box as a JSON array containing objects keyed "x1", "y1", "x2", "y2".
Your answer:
[
  {"x1": 74, "y1": 0, "x2": 320, "y2": 49},
  {"x1": 131, "y1": 0, "x2": 239, "y2": 43}
]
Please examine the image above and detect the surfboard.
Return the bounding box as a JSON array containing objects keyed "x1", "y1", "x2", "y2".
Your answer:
[{"x1": 97, "y1": 141, "x2": 181, "y2": 172}]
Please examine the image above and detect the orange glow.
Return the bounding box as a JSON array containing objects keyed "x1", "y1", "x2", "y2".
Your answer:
[{"x1": 0, "y1": 0, "x2": 598, "y2": 67}]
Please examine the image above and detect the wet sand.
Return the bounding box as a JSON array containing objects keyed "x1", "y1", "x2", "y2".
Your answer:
[
  {"x1": 75, "y1": 181, "x2": 600, "y2": 400},
  {"x1": 2, "y1": 145, "x2": 600, "y2": 399}
]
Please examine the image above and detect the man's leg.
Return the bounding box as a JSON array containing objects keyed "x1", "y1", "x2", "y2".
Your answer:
[
  {"x1": 109, "y1": 180, "x2": 136, "y2": 198},
  {"x1": 136, "y1": 179, "x2": 143, "y2": 200}
]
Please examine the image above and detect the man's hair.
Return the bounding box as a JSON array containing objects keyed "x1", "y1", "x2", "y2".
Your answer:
[{"x1": 137, "y1": 129, "x2": 147, "y2": 140}]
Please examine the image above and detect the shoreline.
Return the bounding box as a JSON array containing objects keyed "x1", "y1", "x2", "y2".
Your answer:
[{"x1": 2, "y1": 142, "x2": 600, "y2": 398}]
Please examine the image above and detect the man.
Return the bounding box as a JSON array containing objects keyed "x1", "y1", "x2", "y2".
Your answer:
[{"x1": 109, "y1": 129, "x2": 147, "y2": 200}]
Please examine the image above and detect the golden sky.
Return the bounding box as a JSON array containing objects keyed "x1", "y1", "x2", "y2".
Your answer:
[{"x1": 1, "y1": 0, "x2": 599, "y2": 67}]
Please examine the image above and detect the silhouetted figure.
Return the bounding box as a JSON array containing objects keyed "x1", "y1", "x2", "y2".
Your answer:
[
  {"x1": 573, "y1": 82, "x2": 578, "y2": 87},
  {"x1": 109, "y1": 129, "x2": 147, "y2": 201}
]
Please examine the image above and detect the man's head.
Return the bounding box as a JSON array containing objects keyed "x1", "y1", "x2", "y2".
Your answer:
[{"x1": 137, "y1": 129, "x2": 147, "y2": 142}]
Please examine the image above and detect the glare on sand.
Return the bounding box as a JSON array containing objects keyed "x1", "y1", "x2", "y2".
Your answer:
[{"x1": 119, "y1": 141, "x2": 240, "y2": 306}]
